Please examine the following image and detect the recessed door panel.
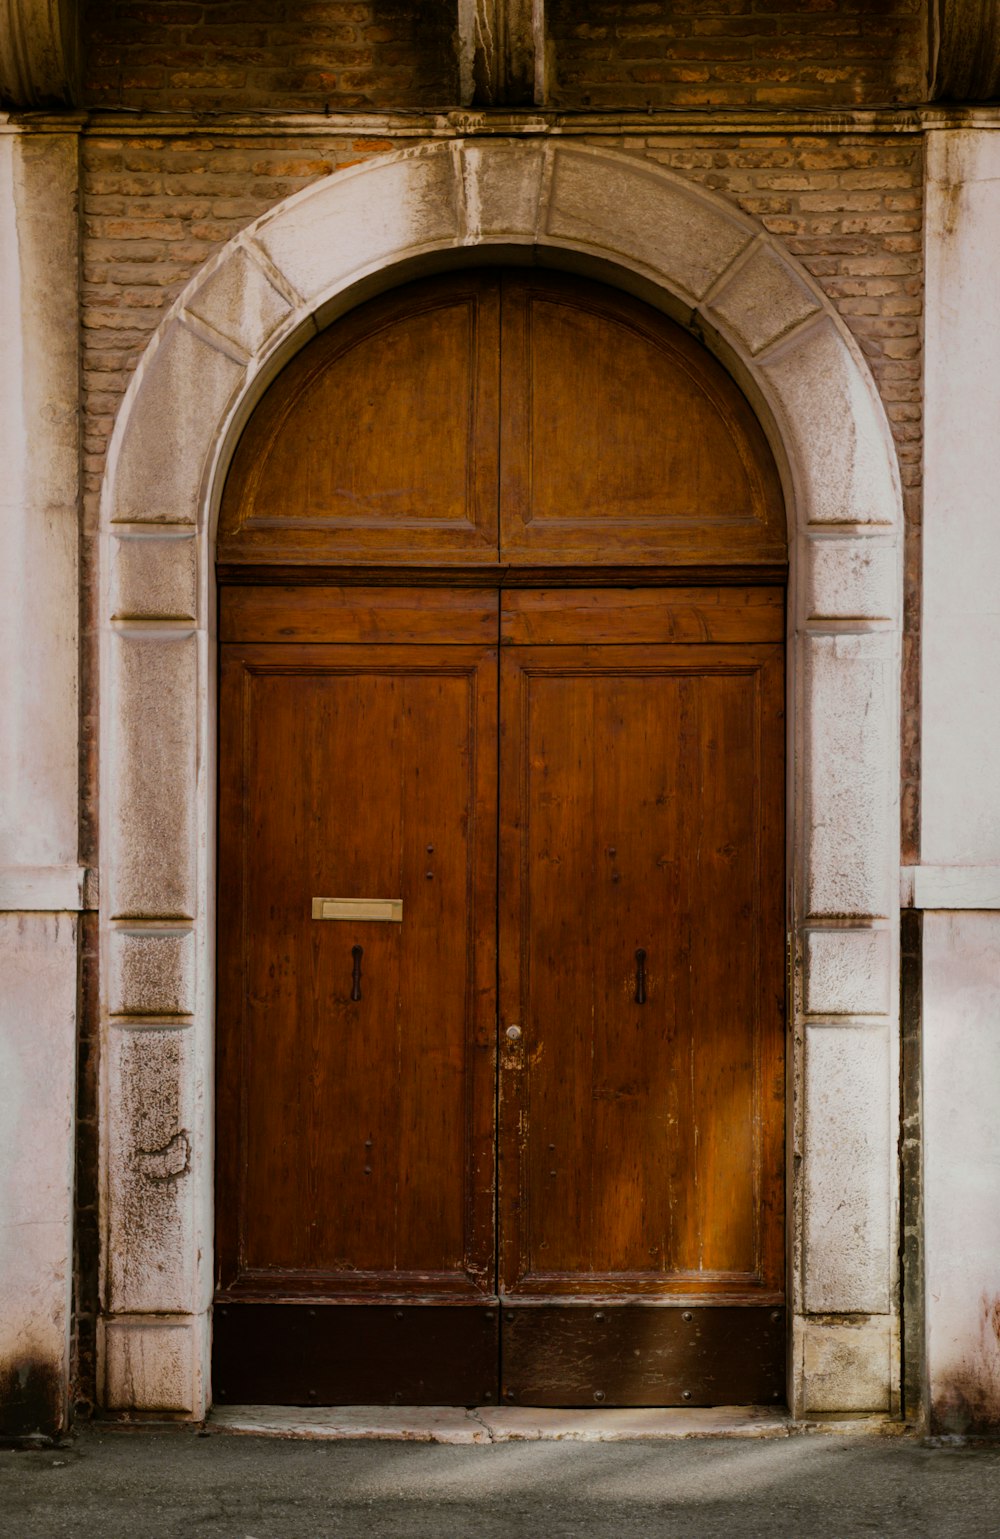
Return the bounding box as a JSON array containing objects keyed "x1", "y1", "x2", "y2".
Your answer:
[
  {"x1": 216, "y1": 601, "x2": 499, "y2": 1309},
  {"x1": 498, "y1": 634, "x2": 785, "y2": 1309},
  {"x1": 218, "y1": 273, "x2": 501, "y2": 567},
  {"x1": 499, "y1": 273, "x2": 786, "y2": 569}
]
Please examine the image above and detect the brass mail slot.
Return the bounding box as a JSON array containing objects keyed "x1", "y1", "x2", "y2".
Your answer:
[{"x1": 311, "y1": 897, "x2": 403, "y2": 923}]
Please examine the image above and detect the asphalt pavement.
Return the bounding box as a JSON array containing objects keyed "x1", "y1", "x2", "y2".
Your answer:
[{"x1": 4, "y1": 1426, "x2": 1000, "y2": 1539}]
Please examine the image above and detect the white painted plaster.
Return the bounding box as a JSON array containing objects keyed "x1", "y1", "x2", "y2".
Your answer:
[
  {"x1": 0, "y1": 864, "x2": 87, "y2": 910},
  {"x1": 913, "y1": 865, "x2": 1000, "y2": 910},
  {"x1": 920, "y1": 130, "x2": 1000, "y2": 1435},
  {"x1": 0, "y1": 133, "x2": 79, "y2": 871},
  {"x1": 0, "y1": 129, "x2": 80, "y2": 1439},
  {"x1": 923, "y1": 911, "x2": 1000, "y2": 1434},
  {"x1": 0, "y1": 914, "x2": 77, "y2": 1433},
  {"x1": 98, "y1": 141, "x2": 903, "y2": 1421},
  {"x1": 924, "y1": 131, "x2": 1000, "y2": 867}
]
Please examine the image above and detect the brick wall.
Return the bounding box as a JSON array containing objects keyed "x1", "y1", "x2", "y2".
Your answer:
[
  {"x1": 83, "y1": 0, "x2": 458, "y2": 112},
  {"x1": 548, "y1": 0, "x2": 927, "y2": 110},
  {"x1": 81, "y1": 1, "x2": 928, "y2": 115}
]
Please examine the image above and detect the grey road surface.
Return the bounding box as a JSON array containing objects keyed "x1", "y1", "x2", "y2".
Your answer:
[{"x1": 3, "y1": 1429, "x2": 1000, "y2": 1539}]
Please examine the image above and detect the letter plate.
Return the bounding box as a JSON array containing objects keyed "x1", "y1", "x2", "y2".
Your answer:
[{"x1": 311, "y1": 897, "x2": 403, "y2": 922}]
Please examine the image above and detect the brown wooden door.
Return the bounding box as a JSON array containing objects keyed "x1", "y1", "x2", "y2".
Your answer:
[
  {"x1": 497, "y1": 589, "x2": 785, "y2": 1406},
  {"x1": 215, "y1": 263, "x2": 788, "y2": 1409},
  {"x1": 214, "y1": 586, "x2": 786, "y2": 1408},
  {"x1": 214, "y1": 591, "x2": 501, "y2": 1404}
]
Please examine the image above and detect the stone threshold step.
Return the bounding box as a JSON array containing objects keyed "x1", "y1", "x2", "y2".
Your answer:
[{"x1": 210, "y1": 1405, "x2": 885, "y2": 1443}]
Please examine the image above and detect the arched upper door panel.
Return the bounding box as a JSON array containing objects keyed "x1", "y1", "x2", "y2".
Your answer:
[{"x1": 218, "y1": 269, "x2": 786, "y2": 574}]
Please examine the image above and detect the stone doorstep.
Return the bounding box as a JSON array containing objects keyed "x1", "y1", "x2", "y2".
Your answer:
[{"x1": 209, "y1": 1406, "x2": 909, "y2": 1444}]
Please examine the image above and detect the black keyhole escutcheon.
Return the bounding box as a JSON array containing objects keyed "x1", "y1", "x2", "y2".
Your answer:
[
  {"x1": 635, "y1": 948, "x2": 647, "y2": 1005},
  {"x1": 351, "y1": 944, "x2": 363, "y2": 1002}
]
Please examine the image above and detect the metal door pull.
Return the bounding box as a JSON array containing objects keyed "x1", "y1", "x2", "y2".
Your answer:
[
  {"x1": 351, "y1": 945, "x2": 363, "y2": 1002},
  {"x1": 635, "y1": 948, "x2": 647, "y2": 1005},
  {"x1": 312, "y1": 898, "x2": 403, "y2": 922}
]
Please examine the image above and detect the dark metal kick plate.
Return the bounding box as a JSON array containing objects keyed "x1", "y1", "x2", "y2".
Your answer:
[
  {"x1": 499, "y1": 1304, "x2": 786, "y2": 1408},
  {"x1": 212, "y1": 1302, "x2": 499, "y2": 1406}
]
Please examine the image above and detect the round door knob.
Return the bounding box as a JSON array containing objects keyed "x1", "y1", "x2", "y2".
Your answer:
[{"x1": 505, "y1": 1024, "x2": 522, "y2": 1043}]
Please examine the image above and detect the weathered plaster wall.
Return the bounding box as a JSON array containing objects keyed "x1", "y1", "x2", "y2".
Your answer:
[
  {"x1": 0, "y1": 126, "x2": 82, "y2": 1440},
  {"x1": 921, "y1": 128, "x2": 1000, "y2": 1436}
]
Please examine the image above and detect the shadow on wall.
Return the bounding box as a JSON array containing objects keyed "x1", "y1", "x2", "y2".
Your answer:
[{"x1": 0, "y1": 1356, "x2": 65, "y2": 1443}]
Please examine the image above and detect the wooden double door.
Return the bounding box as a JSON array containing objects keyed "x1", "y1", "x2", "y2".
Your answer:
[{"x1": 214, "y1": 582, "x2": 786, "y2": 1407}]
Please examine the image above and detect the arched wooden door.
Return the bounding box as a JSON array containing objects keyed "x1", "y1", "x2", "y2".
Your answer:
[{"x1": 213, "y1": 271, "x2": 787, "y2": 1408}]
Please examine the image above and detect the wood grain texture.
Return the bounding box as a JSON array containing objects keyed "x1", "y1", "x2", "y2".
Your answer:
[
  {"x1": 220, "y1": 585, "x2": 499, "y2": 645},
  {"x1": 214, "y1": 264, "x2": 789, "y2": 1403},
  {"x1": 498, "y1": 626, "x2": 785, "y2": 1303},
  {"x1": 499, "y1": 271, "x2": 786, "y2": 568},
  {"x1": 219, "y1": 269, "x2": 786, "y2": 576},
  {"x1": 500, "y1": 587, "x2": 784, "y2": 646},
  {"x1": 216, "y1": 623, "x2": 498, "y2": 1300},
  {"x1": 219, "y1": 271, "x2": 502, "y2": 567}
]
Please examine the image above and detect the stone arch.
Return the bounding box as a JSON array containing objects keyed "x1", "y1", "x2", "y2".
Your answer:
[{"x1": 99, "y1": 141, "x2": 902, "y2": 1421}]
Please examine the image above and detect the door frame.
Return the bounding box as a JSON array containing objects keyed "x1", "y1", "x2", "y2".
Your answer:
[{"x1": 97, "y1": 140, "x2": 903, "y2": 1421}]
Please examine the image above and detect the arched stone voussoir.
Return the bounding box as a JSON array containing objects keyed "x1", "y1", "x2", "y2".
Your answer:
[
  {"x1": 541, "y1": 143, "x2": 757, "y2": 307},
  {"x1": 758, "y1": 317, "x2": 902, "y2": 529},
  {"x1": 109, "y1": 320, "x2": 248, "y2": 527},
  {"x1": 699, "y1": 237, "x2": 823, "y2": 360},
  {"x1": 253, "y1": 147, "x2": 463, "y2": 309},
  {"x1": 184, "y1": 245, "x2": 296, "y2": 363}
]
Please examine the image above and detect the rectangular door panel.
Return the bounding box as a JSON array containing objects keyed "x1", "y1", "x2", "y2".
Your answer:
[
  {"x1": 217, "y1": 639, "x2": 498, "y2": 1301},
  {"x1": 498, "y1": 640, "x2": 784, "y2": 1304}
]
